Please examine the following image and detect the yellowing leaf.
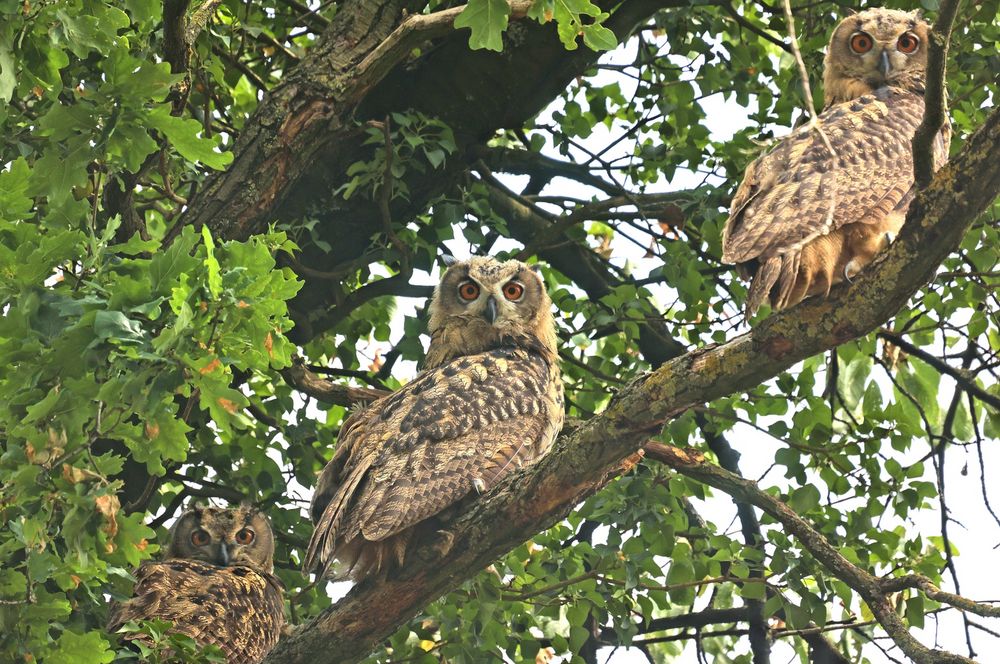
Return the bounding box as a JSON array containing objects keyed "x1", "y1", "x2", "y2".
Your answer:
[
  {"x1": 144, "y1": 421, "x2": 160, "y2": 440},
  {"x1": 217, "y1": 397, "x2": 240, "y2": 414},
  {"x1": 200, "y1": 357, "x2": 222, "y2": 375}
]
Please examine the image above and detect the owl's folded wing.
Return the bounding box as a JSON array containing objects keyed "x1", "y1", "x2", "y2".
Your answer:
[
  {"x1": 723, "y1": 88, "x2": 926, "y2": 266},
  {"x1": 307, "y1": 347, "x2": 560, "y2": 570}
]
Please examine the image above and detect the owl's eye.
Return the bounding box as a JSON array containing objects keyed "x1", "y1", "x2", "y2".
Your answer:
[
  {"x1": 849, "y1": 32, "x2": 874, "y2": 54},
  {"x1": 502, "y1": 281, "x2": 525, "y2": 301},
  {"x1": 235, "y1": 528, "x2": 255, "y2": 545},
  {"x1": 190, "y1": 529, "x2": 210, "y2": 547},
  {"x1": 457, "y1": 281, "x2": 480, "y2": 301},
  {"x1": 897, "y1": 32, "x2": 920, "y2": 54}
]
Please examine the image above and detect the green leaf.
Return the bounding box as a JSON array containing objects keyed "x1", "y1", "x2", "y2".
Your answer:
[
  {"x1": 147, "y1": 108, "x2": 233, "y2": 170},
  {"x1": 454, "y1": 0, "x2": 511, "y2": 51},
  {"x1": 46, "y1": 629, "x2": 114, "y2": 664},
  {"x1": 788, "y1": 484, "x2": 821, "y2": 514},
  {"x1": 581, "y1": 24, "x2": 617, "y2": 51},
  {"x1": 201, "y1": 226, "x2": 222, "y2": 298},
  {"x1": 0, "y1": 26, "x2": 14, "y2": 102},
  {"x1": 94, "y1": 311, "x2": 145, "y2": 345}
]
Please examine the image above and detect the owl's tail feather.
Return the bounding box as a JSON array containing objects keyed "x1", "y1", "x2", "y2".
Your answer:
[
  {"x1": 745, "y1": 256, "x2": 782, "y2": 321},
  {"x1": 773, "y1": 251, "x2": 802, "y2": 311},
  {"x1": 303, "y1": 462, "x2": 371, "y2": 579}
]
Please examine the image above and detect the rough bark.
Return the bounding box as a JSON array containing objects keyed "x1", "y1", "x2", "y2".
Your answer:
[
  {"x1": 263, "y1": 102, "x2": 1000, "y2": 664},
  {"x1": 176, "y1": 0, "x2": 675, "y2": 337}
]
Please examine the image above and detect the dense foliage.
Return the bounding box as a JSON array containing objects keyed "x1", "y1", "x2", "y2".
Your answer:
[{"x1": 0, "y1": 0, "x2": 998, "y2": 663}]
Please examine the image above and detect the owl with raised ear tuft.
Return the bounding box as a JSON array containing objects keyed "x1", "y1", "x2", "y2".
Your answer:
[
  {"x1": 304, "y1": 255, "x2": 564, "y2": 581},
  {"x1": 107, "y1": 504, "x2": 285, "y2": 664},
  {"x1": 722, "y1": 7, "x2": 950, "y2": 319}
]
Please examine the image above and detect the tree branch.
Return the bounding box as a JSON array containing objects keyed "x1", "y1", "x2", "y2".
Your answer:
[
  {"x1": 281, "y1": 359, "x2": 389, "y2": 407},
  {"x1": 644, "y1": 442, "x2": 989, "y2": 664},
  {"x1": 263, "y1": 103, "x2": 1000, "y2": 664},
  {"x1": 877, "y1": 330, "x2": 1000, "y2": 411},
  {"x1": 913, "y1": 0, "x2": 961, "y2": 187}
]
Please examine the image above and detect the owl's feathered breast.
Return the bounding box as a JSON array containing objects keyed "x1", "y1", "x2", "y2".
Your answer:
[
  {"x1": 723, "y1": 86, "x2": 932, "y2": 265},
  {"x1": 306, "y1": 345, "x2": 563, "y2": 578},
  {"x1": 108, "y1": 559, "x2": 284, "y2": 664}
]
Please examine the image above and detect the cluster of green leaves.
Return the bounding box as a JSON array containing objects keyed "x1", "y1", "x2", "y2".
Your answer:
[
  {"x1": 454, "y1": 0, "x2": 618, "y2": 52},
  {"x1": 2, "y1": 0, "x2": 999, "y2": 663}
]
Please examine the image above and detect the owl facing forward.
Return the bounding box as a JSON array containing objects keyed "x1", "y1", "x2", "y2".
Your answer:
[
  {"x1": 108, "y1": 505, "x2": 285, "y2": 664},
  {"x1": 722, "y1": 8, "x2": 950, "y2": 318},
  {"x1": 304, "y1": 256, "x2": 564, "y2": 580}
]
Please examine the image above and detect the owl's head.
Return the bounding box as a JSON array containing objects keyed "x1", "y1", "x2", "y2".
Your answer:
[
  {"x1": 165, "y1": 504, "x2": 275, "y2": 572},
  {"x1": 823, "y1": 8, "x2": 929, "y2": 106},
  {"x1": 424, "y1": 256, "x2": 558, "y2": 368}
]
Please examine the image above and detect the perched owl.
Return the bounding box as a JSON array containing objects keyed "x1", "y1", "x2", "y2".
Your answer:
[
  {"x1": 722, "y1": 8, "x2": 950, "y2": 318},
  {"x1": 304, "y1": 256, "x2": 564, "y2": 580},
  {"x1": 108, "y1": 505, "x2": 285, "y2": 664}
]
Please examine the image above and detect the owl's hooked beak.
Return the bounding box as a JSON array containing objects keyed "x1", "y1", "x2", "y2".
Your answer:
[
  {"x1": 215, "y1": 542, "x2": 230, "y2": 566},
  {"x1": 878, "y1": 49, "x2": 892, "y2": 77},
  {"x1": 484, "y1": 296, "x2": 499, "y2": 324}
]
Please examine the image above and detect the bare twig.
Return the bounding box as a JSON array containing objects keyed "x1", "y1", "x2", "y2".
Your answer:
[
  {"x1": 281, "y1": 358, "x2": 389, "y2": 406},
  {"x1": 912, "y1": 0, "x2": 961, "y2": 187}
]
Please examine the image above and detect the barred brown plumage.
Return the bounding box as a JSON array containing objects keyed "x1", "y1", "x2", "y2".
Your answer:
[
  {"x1": 304, "y1": 257, "x2": 564, "y2": 581},
  {"x1": 722, "y1": 8, "x2": 950, "y2": 319},
  {"x1": 107, "y1": 505, "x2": 284, "y2": 663}
]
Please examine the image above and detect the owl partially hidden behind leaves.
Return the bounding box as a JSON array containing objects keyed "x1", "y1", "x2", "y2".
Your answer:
[
  {"x1": 722, "y1": 8, "x2": 950, "y2": 318},
  {"x1": 304, "y1": 256, "x2": 564, "y2": 580},
  {"x1": 108, "y1": 505, "x2": 284, "y2": 664}
]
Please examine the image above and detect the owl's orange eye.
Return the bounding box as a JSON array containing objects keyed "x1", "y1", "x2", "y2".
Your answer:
[
  {"x1": 897, "y1": 32, "x2": 920, "y2": 54},
  {"x1": 849, "y1": 32, "x2": 874, "y2": 54},
  {"x1": 457, "y1": 281, "x2": 480, "y2": 301},
  {"x1": 190, "y1": 530, "x2": 210, "y2": 547},
  {"x1": 502, "y1": 281, "x2": 524, "y2": 301},
  {"x1": 235, "y1": 528, "x2": 255, "y2": 545}
]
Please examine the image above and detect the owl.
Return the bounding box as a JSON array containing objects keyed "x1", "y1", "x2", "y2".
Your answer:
[
  {"x1": 304, "y1": 256, "x2": 564, "y2": 580},
  {"x1": 107, "y1": 505, "x2": 285, "y2": 664},
  {"x1": 722, "y1": 8, "x2": 950, "y2": 318}
]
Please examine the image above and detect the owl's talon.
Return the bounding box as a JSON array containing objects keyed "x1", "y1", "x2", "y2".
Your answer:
[
  {"x1": 472, "y1": 477, "x2": 486, "y2": 494},
  {"x1": 882, "y1": 231, "x2": 896, "y2": 249},
  {"x1": 843, "y1": 259, "x2": 861, "y2": 283}
]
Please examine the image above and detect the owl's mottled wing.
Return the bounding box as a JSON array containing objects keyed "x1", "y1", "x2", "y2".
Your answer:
[
  {"x1": 306, "y1": 347, "x2": 561, "y2": 575},
  {"x1": 723, "y1": 88, "x2": 926, "y2": 267},
  {"x1": 108, "y1": 559, "x2": 284, "y2": 664}
]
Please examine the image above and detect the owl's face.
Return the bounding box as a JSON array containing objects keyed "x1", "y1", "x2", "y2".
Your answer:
[
  {"x1": 166, "y1": 505, "x2": 275, "y2": 572},
  {"x1": 824, "y1": 9, "x2": 928, "y2": 103},
  {"x1": 425, "y1": 256, "x2": 556, "y2": 364}
]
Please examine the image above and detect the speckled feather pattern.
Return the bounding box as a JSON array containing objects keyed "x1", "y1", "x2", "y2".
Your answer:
[
  {"x1": 722, "y1": 9, "x2": 950, "y2": 317},
  {"x1": 107, "y1": 559, "x2": 284, "y2": 663},
  {"x1": 726, "y1": 87, "x2": 925, "y2": 263},
  {"x1": 305, "y1": 257, "x2": 564, "y2": 581},
  {"x1": 306, "y1": 346, "x2": 563, "y2": 579}
]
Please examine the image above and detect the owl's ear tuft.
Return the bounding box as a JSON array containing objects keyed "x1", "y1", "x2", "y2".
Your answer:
[
  {"x1": 441, "y1": 254, "x2": 459, "y2": 267},
  {"x1": 529, "y1": 262, "x2": 545, "y2": 274},
  {"x1": 910, "y1": 8, "x2": 923, "y2": 20}
]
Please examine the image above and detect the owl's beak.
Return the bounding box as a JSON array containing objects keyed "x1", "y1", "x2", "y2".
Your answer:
[
  {"x1": 483, "y1": 296, "x2": 499, "y2": 324},
  {"x1": 215, "y1": 543, "x2": 229, "y2": 566},
  {"x1": 878, "y1": 49, "x2": 892, "y2": 77}
]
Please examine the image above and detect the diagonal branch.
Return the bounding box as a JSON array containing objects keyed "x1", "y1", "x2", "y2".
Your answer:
[
  {"x1": 264, "y1": 101, "x2": 1000, "y2": 664},
  {"x1": 644, "y1": 443, "x2": 983, "y2": 664}
]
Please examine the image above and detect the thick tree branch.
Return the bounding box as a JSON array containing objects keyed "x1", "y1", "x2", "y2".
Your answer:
[{"x1": 263, "y1": 103, "x2": 1000, "y2": 664}]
